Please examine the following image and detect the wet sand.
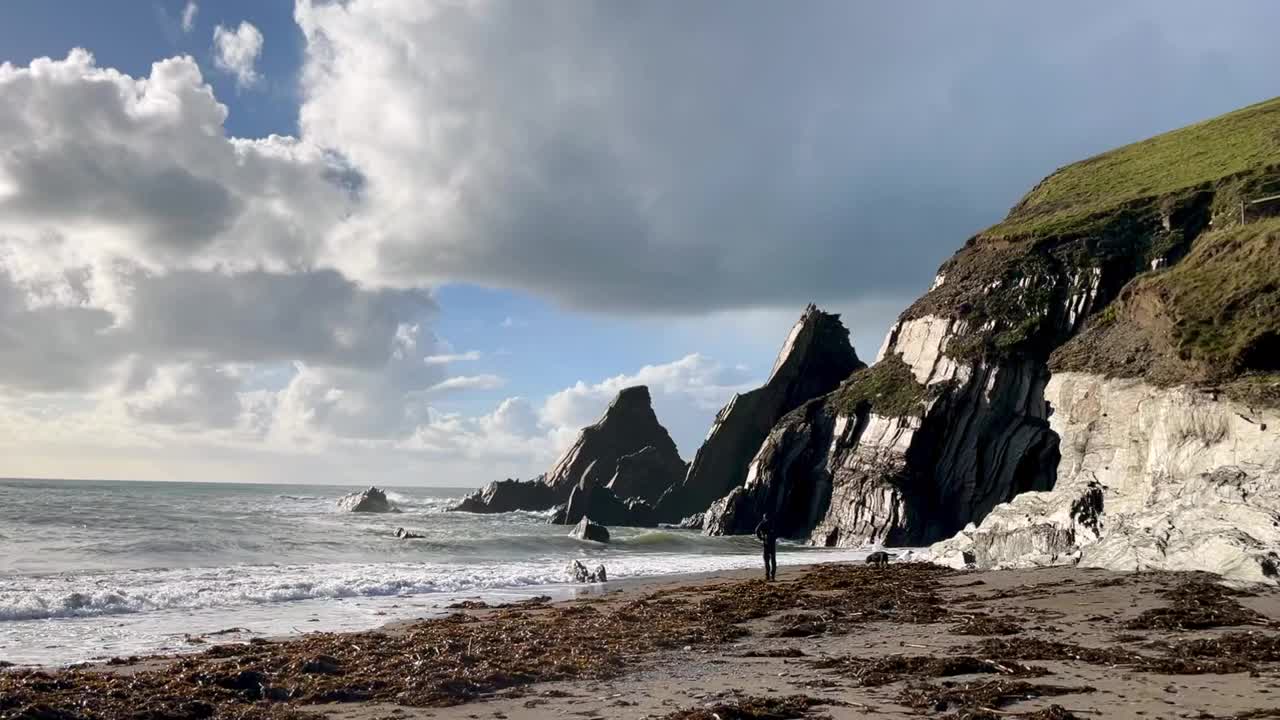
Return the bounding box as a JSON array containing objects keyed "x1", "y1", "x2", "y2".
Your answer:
[{"x1": 6, "y1": 563, "x2": 1280, "y2": 719}]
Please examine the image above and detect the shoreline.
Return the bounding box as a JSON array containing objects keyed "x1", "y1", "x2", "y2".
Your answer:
[
  {"x1": 0, "y1": 543, "x2": 876, "y2": 668},
  {"x1": 5, "y1": 561, "x2": 1280, "y2": 719}
]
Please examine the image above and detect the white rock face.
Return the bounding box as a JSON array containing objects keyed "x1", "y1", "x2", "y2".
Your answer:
[{"x1": 932, "y1": 373, "x2": 1280, "y2": 582}]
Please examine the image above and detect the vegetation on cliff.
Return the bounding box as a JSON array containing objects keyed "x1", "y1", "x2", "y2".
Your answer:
[
  {"x1": 905, "y1": 95, "x2": 1280, "y2": 368},
  {"x1": 827, "y1": 354, "x2": 927, "y2": 418},
  {"x1": 1052, "y1": 217, "x2": 1280, "y2": 406},
  {"x1": 987, "y1": 96, "x2": 1280, "y2": 240}
]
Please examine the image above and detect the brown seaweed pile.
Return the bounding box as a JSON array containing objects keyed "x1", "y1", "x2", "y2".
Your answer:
[
  {"x1": 966, "y1": 634, "x2": 1265, "y2": 675},
  {"x1": 0, "y1": 564, "x2": 950, "y2": 720},
  {"x1": 812, "y1": 654, "x2": 1049, "y2": 687},
  {"x1": 952, "y1": 705, "x2": 1083, "y2": 720},
  {"x1": 897, "y1": 679, "x2": 1095, "y2": 715},
  {"x1": 1124, "y1": 579, "x2": 1263, "y2": 630},
  {"x1": 659, "y1": 694, "x2": 836, "y2": 720}
]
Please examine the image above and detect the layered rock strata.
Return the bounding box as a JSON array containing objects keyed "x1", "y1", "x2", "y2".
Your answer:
[
  {"x1": 655, "y1": 304, "x2": 863, "y2": 522},
  {"x1": 932, "y1": 374, "x2": 1280, "y2": 582}
]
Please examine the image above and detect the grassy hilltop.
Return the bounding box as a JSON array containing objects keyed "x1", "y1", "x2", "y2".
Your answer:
[
  {"x1": 889, "y1": 94, "x2": 1280, "y2": 408},
  {"x1": 987, "y1": 97, "x2": 1280, "y2": 240}
]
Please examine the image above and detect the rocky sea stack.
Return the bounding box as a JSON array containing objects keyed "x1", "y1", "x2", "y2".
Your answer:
[
  {"x1": 337, "y1": 487, "x2": 399, "y2": 513},
  {"x1": 451, "y1": 385, "x2": 687, "y2": 523}
]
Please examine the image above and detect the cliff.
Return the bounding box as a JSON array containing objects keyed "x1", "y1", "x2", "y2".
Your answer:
[
  {"x1": 654, "y1": 304, "x2": 864, "y2": 522},
  {"x1": 705, "y1": 96, "x2": 1280, "y2": 575}
]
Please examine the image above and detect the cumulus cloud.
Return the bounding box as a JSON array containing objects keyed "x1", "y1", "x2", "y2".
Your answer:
[
  {"x1": 125, "y1": 364, "x2": 243, "y2": 428},
  {"x1": 213, "y1": 21, "x2": 263, "y2": 88},
  {"x1": 0, "y1": 50, "x2": 455, "y2": 452},
  {"x1": 181, "y1": 2, "x2": 198, "y2": 33},
  {"x1": 295, "y1": 0, "x2": 1280, "y2": 313},
  {"x1": 6, "y1": 3, "x2": 1280, "y2": 485}
]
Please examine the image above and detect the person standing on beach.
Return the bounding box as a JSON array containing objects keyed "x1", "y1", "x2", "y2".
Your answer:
[{"x1": 755, "y1": 513, "x2": 778, "y2": 581}]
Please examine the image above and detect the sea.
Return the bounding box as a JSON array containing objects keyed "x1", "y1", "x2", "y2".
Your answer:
[{"x1": 0, "y1": 478, "x2": 872, "y2": 666}]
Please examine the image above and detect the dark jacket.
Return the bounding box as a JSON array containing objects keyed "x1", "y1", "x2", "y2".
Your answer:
[{"x1": 755, "y1": 517, "x2": 778, "y2": 545}]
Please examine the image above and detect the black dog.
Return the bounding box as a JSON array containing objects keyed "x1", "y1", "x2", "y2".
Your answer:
[{"x1": 865, "y1": 550, "x2": 890, "y2": 568}]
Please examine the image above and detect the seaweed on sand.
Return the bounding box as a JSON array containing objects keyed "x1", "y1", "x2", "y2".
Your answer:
[
  {"x1": 950, "y1": 613, "x2": 1024, "y2": 636},
  {"x1": 799, "y1": 562, "x2": 954, "y2": 624},
  {"x1": 897, "y1": 679, "x2": 1095, "y2": 714},
  {"x1": 965, "y1": 637, "x2": 1146, "y2": 667},
  {"x1": 660, "y1": 694, "x2": 836, "y2": 720},
  {"x1": 966, "y1": 635, "x2": 1262, "y2": 675},
  {"x1": 1124, "y1": 579, "x2": 1264, "y2": 631},
  {"x1": 812, "y1": 654, "x2": 1049, "y2": 687}
]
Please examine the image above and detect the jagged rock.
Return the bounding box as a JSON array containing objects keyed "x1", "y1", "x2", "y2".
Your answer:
[
  {"x1": 546, "y1": 386, "x2": 683, "y2": 496},
  {"x1": 569, "y1": 517, "x2": 611, "y2": 543},
  {"x1": 675, "y1": 513, "x2": 705, "y2": 530},
  {"x1": 552, "y1": 478, "x2": 655, "y2": 527},
  {"x1": 656, "y1": 305, "x2": 863, "y2": 522},
  {"x1": 454, "y1": 386, "x2": 684, "y2": 517},
  {"x1": 606, "y1": 446, "x2": 687, "y2": 504},
  {"x1": 451, "y1": 477, "x2": 556, "y2": 514},
  {"x1": 931, "y1": 374, "x2": 1280, "y2": 583},
  {"x1": 568, "y1": 559, "x2": 608, "y2": 583},
  {"x1": 336, "y1": 487, "x2": 399, "y2": 513}
]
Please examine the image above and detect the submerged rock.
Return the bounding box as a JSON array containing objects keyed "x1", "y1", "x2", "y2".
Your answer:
[
  {"x1": 568, "y1": 559, "x2": 608, "y2": 583},
  {"x1": 337, "y1": 487, "x2": 399, "y2": 513},
  {"x1": 656, "y1": 304, "x2": 864, "y2": 522},
  {"x1": 569, "y1": 517, "x2": 611, "y2": 543}
]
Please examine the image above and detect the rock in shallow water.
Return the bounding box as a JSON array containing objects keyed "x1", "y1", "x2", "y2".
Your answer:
[
  {"x1": 568, "y1": 559, "x2": 608, "y2": 583},
  {"x1": 336, "y1": 487, "x2": 399, "y2": 513},
  {"x1": 569, "y1": 517, "x2": 610, "y2": 543}
]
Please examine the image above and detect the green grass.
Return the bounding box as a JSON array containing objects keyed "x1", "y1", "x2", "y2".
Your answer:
[
  {"x1": 828, "y1": 354, "x2": 927, "y2": 418},
  {"x1": 1143, "y1": 217, "x2": 1280, "y2": 376},
  {"x1": 986, "y1": 96, "x2": 1280, "y2": 239}
]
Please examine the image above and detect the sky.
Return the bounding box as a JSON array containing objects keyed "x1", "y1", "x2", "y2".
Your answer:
[{"x1": 1, "y1": 1, "x2": 1278, "y2": 486}]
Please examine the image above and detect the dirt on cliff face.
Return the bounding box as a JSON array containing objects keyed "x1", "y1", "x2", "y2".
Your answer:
[{"x1": 1051, "y1": 218, "x2": 1280, "y2": 408}]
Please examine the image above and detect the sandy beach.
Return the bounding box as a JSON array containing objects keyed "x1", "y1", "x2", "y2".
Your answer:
[{"x1": 5, "y1": 562, "x2": 1280, "y2": 720}]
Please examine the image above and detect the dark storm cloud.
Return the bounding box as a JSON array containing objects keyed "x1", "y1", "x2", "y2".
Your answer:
[{"x1": 301, "y1": 0, "x2": 1280, "y2": 312}]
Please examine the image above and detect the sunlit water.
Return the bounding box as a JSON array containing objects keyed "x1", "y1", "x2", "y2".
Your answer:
[{"x1": 0, "y1": 478, "x2": 870, "y2": 665}]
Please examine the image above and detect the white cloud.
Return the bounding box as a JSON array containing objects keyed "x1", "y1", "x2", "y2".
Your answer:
[
  {"x1": 124, "y1": 363, "x2": 243, "y2": 429},
  {"x1": 213, "y1": 21, "x2": 263, "y2": 89},
  {"x1": 290, "y1": 0, "x2": 1280, "y2": 314},
  {"x1": 181, "y1": 2, "x2": 198, "y2": 33},
  {"x1": 424, "y1": 350, "x2": 482, "y2": 365},
  {"x1": 427, "y1": 374, "x2": 504, "y2": 393}
]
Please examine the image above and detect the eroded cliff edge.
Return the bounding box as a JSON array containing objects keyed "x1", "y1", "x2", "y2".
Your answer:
[{"x1": 705, "y1": 96, "x2": 1280, "y2": 580}]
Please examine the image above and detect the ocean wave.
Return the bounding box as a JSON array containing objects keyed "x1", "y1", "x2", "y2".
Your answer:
[{"x1": 0, "y1": 548, "x2": 872, "y2": 623}]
